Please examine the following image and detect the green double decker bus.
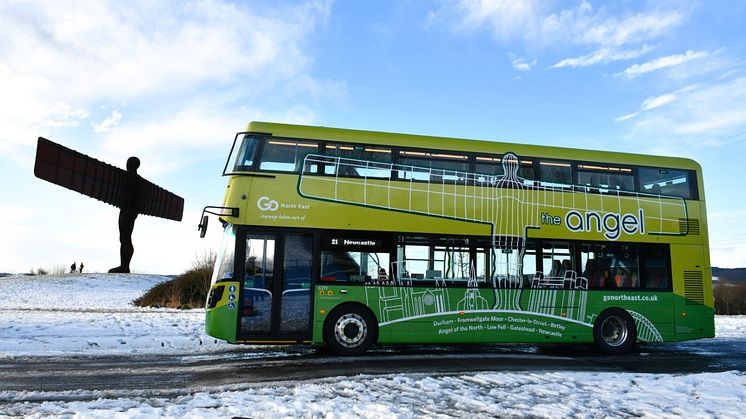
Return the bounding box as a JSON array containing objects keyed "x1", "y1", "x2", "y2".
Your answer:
[{"x1": 201, "y1": 121, "x2": 714, "y2": 355}]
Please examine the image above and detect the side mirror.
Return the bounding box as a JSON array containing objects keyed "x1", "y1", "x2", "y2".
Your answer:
[{"x1": 198, "y1": 215, "x2": 209, "y2": 238}]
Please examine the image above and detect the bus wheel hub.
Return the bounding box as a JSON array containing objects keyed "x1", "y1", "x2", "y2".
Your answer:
[
  {"x1": 602, "y1": 315, "x2": 628, "y2": 347},
  {"x1": 335, "y1": 314, "x2": 367, "y2": 347}
]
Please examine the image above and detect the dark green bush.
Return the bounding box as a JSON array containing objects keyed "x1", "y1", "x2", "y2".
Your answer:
[{"x1": 134, "y1": 252, "x2": 215, "y2": 309}]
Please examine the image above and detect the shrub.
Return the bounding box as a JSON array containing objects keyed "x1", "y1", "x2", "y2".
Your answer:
[
  {"x1": 134, "y1": 251, "x2": 216, "y2": 309},
  {"x1": 714, "y1": 281, "x2": 746, "y2": 315}
]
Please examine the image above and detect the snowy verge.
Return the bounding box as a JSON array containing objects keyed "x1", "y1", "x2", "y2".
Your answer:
[
  {"x1": 0, "y1": 273, "x2": 234, "y2": 357},
  {"x1": 2, "y1": 370, "x2": 745, "y2": 418}
]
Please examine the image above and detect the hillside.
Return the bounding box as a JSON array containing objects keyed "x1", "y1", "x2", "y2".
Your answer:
[{"x1": 712, "y1": 267, "x2": 746, "y2": 282}]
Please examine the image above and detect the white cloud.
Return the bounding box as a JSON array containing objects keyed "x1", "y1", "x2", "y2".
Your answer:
[
  {"x1": 508, "y1": 53, "x2": 536, "y2": 71},
  {"x1": 92, "y1": 111, "x2": 122, "y2": 133},
  {"x1": 512, "y1": 61, "x2": 531, "y2": 71},
  {"x1": 433, "y1": 1, "x2": 684, "y2": 70},
  {"x1": 614, "y1": 93, "x2": 677, "y2": 122},
  {"x1": 434, "y1": 1, "x2": 683, "y2": 50},
  {"x1": 640, "y1": 94, "x2": 677, "y2": 111},
  {"x1": 619, "y1": 50, "x2": 709, "y2": 78},
  {"x1": 619, "y1": 77, "x2": 746, "y2": 142},
  {"x1": 569, "y1": 9, "x2": 682, "y2": 47},
  {"x1": 0, "y1": 0, "x2": 339, "y2": 153},
  {"x1": 614, "y1": 113, "x2": 638, "y2": 123},
  {"x1": 431, "y1": 0, "x2": 544, "y2": 41},
  {"x1": 549, "y1": 45, "x2": 652, "y2": 68}
]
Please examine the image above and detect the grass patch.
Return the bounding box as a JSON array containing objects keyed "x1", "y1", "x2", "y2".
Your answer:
[{"x1": 134, "y1": 252, "x2": 215, "y2": 309}]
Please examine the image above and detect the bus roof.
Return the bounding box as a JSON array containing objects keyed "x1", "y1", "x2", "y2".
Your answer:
[{"x1": 246, "y1": 121, "x2": 702, "y2": 171}]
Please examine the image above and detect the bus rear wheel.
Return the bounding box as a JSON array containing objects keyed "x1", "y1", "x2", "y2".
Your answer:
[
  {"x1": 324, "y1": 305, "x2": 377, "y2": 355},
  {"x1": 593, "y1": 308, "x2": 637, "y2": 355}
]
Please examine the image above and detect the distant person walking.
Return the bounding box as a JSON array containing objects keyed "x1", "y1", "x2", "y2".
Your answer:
[
  {"x1": 70, "y1": 262, "x2": 77, "y2": 273},
  {"x1": 79, "y1": 262, "x2": 84, "y2": 273}
]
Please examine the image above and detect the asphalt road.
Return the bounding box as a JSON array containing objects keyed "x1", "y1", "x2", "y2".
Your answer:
[{"x1": 1, "y1": 337, "x2": 743, "y2": 402}]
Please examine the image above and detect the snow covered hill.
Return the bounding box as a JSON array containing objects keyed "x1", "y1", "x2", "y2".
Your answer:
[{"x1": 0, "y1": 273, "x2": 231, "y2": 356}]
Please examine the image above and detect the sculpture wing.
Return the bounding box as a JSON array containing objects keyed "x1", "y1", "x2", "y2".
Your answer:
[{"x1": 34, "y1": 137, "x2": 184, "y2": 221}]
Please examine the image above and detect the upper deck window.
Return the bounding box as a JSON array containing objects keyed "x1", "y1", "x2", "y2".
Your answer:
[
  {"x1": 259, "y1": 139, "x2": 319, "y2": 172},
  {"x1": 638, "y1": 167, "x2": 696, "y2": 199},
  {"x1": 231, "y1": 134, "x2": 261, "y2": 172},
  {"x1": 539, "y1": 161, "x2": 572, "y2": 188},
  {"x1": 323, "y1": 144, "x2": 392, "y2": 178},
  {"x1": 227, "y1": 132, "x2": 699, "y2": 201},
  {"x1": 397, "y1": 150, "x2": 469, "y2": 183},
  {"x1": 475, "y1": 155, "x2": 535, "y2": 186},
  {"x1": 577, "y1": 164, "x2": 634, "y2": 192}
]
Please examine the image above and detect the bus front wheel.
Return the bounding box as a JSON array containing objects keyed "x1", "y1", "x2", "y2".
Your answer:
[
  {"x1": 324, "y1": 305, "x2": 378, "y2": 355},
  {"x1": 593, "y1": 308, "x2": 637, "y2": 355}
]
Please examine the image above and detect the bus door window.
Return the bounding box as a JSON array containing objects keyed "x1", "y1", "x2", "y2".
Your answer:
[
  {"x1": 241, "y1": 235, "x2": 275, "y2": 333},
  {"x1": 281, "y1": 235, "x2": 313, "y2": 333}
]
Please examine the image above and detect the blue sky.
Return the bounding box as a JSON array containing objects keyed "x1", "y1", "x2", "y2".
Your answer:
[{"x1": 1, "y1": 0, "x2": 745, "y2": 274}]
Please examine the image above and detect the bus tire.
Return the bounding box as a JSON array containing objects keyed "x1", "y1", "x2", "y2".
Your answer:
[
  {"x1": 324, "y1": 304, "x2": 378, "y2": 356},
  {"x1": 593, "y1": 308, "x2": 637, "y2": 355}
]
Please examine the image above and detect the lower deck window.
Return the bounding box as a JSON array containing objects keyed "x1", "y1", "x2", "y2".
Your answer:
[
  {"x1": 321, "y1": 250, "x2": 390, "y2": 283},
  {"x1": 398, "y1": 237, "x2": 489, "y2": 286},
  {"x1": 225, "y1": 229, "x2": 672, "y2": 292}
]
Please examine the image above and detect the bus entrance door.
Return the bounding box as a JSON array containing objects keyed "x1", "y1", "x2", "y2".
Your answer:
[{"x1": 240, "y1": 234, "x2": 313, "y2": 341}]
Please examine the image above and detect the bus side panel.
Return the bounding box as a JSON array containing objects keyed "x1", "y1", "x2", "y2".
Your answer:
[
  {"x1": 313, "y1": 285, "x2": 680, "y2": 345},
  {"x1": 205, "y1": 282, "x2": 239, "y2": 343},
  {"x1": 671, "y1": 244, "x2": 715, "y2": 340},
  {"x1": 232, "y1": 174, "x2": 492, "y2": 237}
]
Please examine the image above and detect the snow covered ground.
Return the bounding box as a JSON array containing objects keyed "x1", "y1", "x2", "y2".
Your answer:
[
  {"x1": 0, "y1": 273, "x2": 232, "y2": 356},
  {"x1": 1, "y1": 274, "x2": 745, "y2": 418}
]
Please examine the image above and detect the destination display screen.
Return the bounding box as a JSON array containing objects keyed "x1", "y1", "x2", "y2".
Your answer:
[{"x1": 325, "y1": 237, "x2": 386, "y2": 250}]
